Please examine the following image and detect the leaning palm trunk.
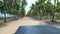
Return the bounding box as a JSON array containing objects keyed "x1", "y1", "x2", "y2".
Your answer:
[
  {"x1": 40, "y1": 9, "x2": 42, "y2": 20},
  {"x1": 51, "y1": 0, "x2": 56, "y2": 22},
  {"x1": 14, "y1": 0, "x2": 18, "y2": 19},
  {"x1": 52, "y1": 13, "x2": 55, "y2": 22},
  {"x1": 51, "y1": 7, "x2": 55, "y2": 22},
  {"x1": 51, "y1": 5, "x2": 55, "y2": 22},
  {"x1": 3, "y1": 0, "x2": 6, "y2": 22}
]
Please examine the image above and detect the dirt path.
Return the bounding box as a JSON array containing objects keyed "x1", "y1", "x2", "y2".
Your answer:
[{"x1": 0, "y1": 17, "x2": 60, "y2": 34}]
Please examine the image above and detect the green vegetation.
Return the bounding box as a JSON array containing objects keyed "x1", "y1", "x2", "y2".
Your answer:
[
  {"x1": 0, "y1": 0, "x2": 27, "y2": 22},
  {"x1": 0, "y1": 0, "x2": 60, "y2": 23},
  {"x1": 27, "y1": 0, "x2": 60, "y2": 22}
]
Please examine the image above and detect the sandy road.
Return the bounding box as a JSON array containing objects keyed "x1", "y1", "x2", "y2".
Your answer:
[{"x1": 0, "y1": 17, "x2": 60, "y2": 34}]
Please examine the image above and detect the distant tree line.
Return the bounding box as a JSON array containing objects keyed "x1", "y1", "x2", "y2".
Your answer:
[
  {"x1": 0, "y1": 0, "x2": 27, "y2": 22},
  {"x1": 27, "y1": 0, "x2": 60, "y2": 22}
]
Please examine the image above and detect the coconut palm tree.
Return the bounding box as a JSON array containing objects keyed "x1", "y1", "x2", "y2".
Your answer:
[
  {"x1": 3, "y1": 0, "x2": 7, "y2": 22},
  {"x1": 51, "y1": 0, "x2": 57, "y2": 22},
  {"x1": 20, "y1": 0, "x2": 27, "y2": 17}
]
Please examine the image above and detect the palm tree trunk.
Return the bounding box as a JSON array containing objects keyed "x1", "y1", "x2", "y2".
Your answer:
[
  {"x1": 51, "y1": 0, "x2": 56, "y2": 22},
  {"x1": 52, "y1": 13, "x2": 55, "y2": 22},
  {"x1": 3, "y1": 0, "x2": 6, "y2": 22},
  {"x1": 51, "y1": 7, "x2": 55, "y2": 22}
]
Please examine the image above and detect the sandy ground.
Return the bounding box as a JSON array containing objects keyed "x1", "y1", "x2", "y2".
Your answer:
[{"x1": 0, "y1": 17, "x2": 60, "y2": 34}]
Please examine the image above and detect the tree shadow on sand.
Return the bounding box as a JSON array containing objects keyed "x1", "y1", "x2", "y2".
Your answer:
[
  {"x1": 45, "y1": 20, "x2": 60, "y2": 25},
  {"x1": 32, "y1": 18, "x2": 60, "y2": 25},
  {"x1": 0, "y1": 23, "x2": 7, "y2": 28},
  {"x1": 14, "y1": 25, "x2": 60, "y2": 34}
]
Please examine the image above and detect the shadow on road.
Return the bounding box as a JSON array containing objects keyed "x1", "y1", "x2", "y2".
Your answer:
[{"x1": 14, "y1": 25, "x2": 60, "y2": 34}]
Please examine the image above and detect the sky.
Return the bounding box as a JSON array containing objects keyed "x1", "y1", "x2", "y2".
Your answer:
[{"x1": 25, "y1": 0, "x2": 37, "y2": 14}]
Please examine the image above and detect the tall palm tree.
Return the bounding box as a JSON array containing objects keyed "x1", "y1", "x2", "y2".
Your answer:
[
  {"x1": 3, "y1": 0, "x2": 6, "y2": 22},
  {"x1": 21, "y1": 0, "x2": 27, "y2": 17},
  {"x1": 38, "y1": 0, "x2": 46, "y2": 19},
  {"x1": 51, "y1": 0, "x2": 57, "y2": 22}
]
